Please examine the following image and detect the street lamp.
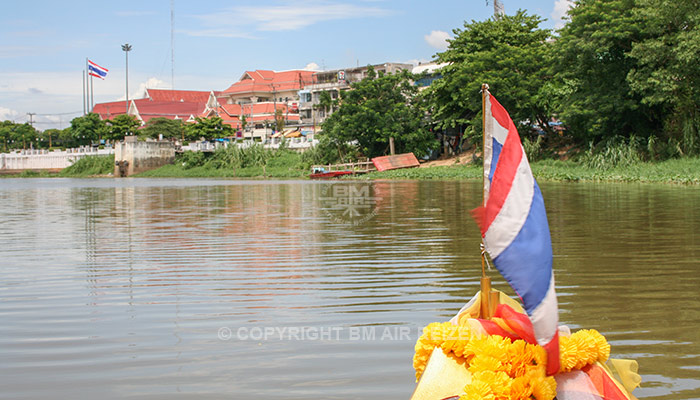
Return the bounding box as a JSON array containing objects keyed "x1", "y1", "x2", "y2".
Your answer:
[{"x1": 121, "y1": 43, "x2": 132, "y2": 114}]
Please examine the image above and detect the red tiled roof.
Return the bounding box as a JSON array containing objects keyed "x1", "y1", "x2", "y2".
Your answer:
[
  {"x1": 133, "y1": 101, "x2": 208, "y2": 124},
  {"x1": 92, "y1": 99, "x2": 150, "y2": 120},
  {"x1": 146, "y1": 89, "x2": 218, "y2": 103},
  {"x1": 217, "y1": 102, "x2": 291, "y2": 116},
  {"x1": 222, "y1": 70, "x2": 315, "y2": 95}
]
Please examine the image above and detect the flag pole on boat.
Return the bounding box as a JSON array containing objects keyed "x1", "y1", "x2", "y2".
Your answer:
[{"x1": 479, "y1": 83, "x2": 494, "y2": 320}]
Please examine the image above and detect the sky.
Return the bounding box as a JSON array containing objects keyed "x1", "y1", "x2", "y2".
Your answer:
[{"x1": 0, "y1": 0, "x2": 573, "y2": 131}]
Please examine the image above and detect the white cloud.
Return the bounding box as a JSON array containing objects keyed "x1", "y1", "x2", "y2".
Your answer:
[
  {"x1": 189, "y1": 1, "x2": 392, "y2": 36},
  {"x1": 551, "y1": 0, "x2": 574, "y2": 29},
  {"x1": 0, "y1": 106, "x2": 23, "y2": 122},
  {"x1": 424, "y1": 30, "x2": 451, "y2": 51},
  {"x1": 116, "y1": 77, "x2": 170, "y2": 101},
  {"x1": 179, "y1": 28, "x2": 256, "y2": 39},
  {"x1": 303, "y1": 62, "x2": 320, "y2": 71}
]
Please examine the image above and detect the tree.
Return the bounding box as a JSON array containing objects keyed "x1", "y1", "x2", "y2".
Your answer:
[
  {"x1": 184, "y1": 116, "x2": 233, "y2": 141},
  {"x1": 0, "y1": 121, "x2": 13, "y2": 151},
  {"x1": 58, "y1": 127, "x2": 76, "y2": 148},
  {"x1": 41, "y1": 128, "x2": 62, "y2": 148},
  {"x1": 627, "y1": 0, "x2": 700, "y2": 154},
  {"x1": 274, "y1": 108, "x2": 285, "y2": 133},
  {"x1": 321, "y1": 67, "x2": 437, "y2": 159},
  {"x1": 428, "y1": 11, "x2": 554, "y2": 145},
  {"x1": 70, "y1": 113, "x2": 106, "y2": 145},
  {"x1": 315, "y1": 91, "x2": 337, "y2": 116},
  {"x1": 141, "y1": 117, "x2": 185, "y2": 140},
  {"x1": 10, "y1": 123, "x2": 37, "y2": 149},
  {"x1": 551, "y1": 0, "x2": 663, "y2": 142},
  {"x1": 104, "y1": 114, "x2": 141, "y2": 141},
  {"x1": 241, "y1": 114, "x2": 248, "y2": 133}
]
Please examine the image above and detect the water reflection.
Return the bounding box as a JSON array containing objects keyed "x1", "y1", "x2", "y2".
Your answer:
[{"x1": 0, "y1": 178, "x2": 697, "y2": 399}]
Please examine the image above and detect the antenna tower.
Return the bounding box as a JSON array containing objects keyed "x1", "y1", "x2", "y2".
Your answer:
[{"x1": 171, "y1": 0, "x2": 175, "y2": 89}]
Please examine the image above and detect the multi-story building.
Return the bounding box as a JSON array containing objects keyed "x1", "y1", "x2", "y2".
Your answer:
[
  {"x1": 216, "y1": 70, "x2": 315, "y2": 140},
  {"x1": 297, "y1": 62, "x2": 413, "y2": 132}
]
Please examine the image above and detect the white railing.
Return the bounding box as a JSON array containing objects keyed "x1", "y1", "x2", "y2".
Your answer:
[{"x1": 0, "y1": 147, "x2": 114, "y2": 170}]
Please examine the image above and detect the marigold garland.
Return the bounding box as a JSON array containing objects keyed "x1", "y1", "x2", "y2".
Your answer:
[{"x1": 413, "y1": 321, "x2": 611, "y2": 400}]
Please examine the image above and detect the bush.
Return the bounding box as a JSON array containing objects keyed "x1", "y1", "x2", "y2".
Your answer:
[
  {"x1": 59, "y1": 155, "x2": 115, "y2": 176},
  {"x1": 176, "y1": 151, "x2": 207, "y2": 169},
  {"x1": 578, "y1": 136, "x2": 643, "y2": 169}
]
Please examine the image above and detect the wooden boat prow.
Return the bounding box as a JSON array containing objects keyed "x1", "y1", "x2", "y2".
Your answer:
[
  {"x1": 410, "y1": 290, "x2": 642, "y2": 400},
  {"x1": 411, "y1": 290, "x2": 518, "y2": 400}
]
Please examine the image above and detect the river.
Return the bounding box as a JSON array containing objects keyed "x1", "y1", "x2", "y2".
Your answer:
[{"x1": 0, "y1": 178, "x2": 698, "y2": 399}]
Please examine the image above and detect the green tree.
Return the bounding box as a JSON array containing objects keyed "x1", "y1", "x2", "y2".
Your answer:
[
  {"x1": 240, "y1": 114, "x2": 248, "y2": 133},
  {"x1": 41, "y1": 128, "x2": 62, "y2": 149},
  {"x1": 274, "y1": 109, "x2": 285, "y2": 133},
  {"x1": 428, "y1": 11, "x2": 553, "y2": 145},
  {"x1": 315, "y1": 91, "x2": 337, "y2": 116},
  {"x1": 105, "y1": 114, "x2": 140, "y2": 141},
  {"x1": 321, "y1": 67, "x2": 437, "y2": 159},
  {"x1": 141, "y1": 117, "x2": 185, "y2": 140},
  {"x1": 58, "y1": 127, "x2": 76, "y2": 148},
  {"x1": 10, "y1": 123, "x2": 37, "y2": 149},
  {"x1": 184, "y1": 116, "x2": 233, "y2": 141},
  {"x1": 70, "y1": 113, "x2": 106, "y2": 145},
  {"x1": 0, "y1": 121, "x2": 13, "y2": 151},
  {"x1": 627, "y1": 0, "x2": 700, "y2": 154},
  {"x1": 551, "y1": 0, "x2": 662, "y2": 142}
]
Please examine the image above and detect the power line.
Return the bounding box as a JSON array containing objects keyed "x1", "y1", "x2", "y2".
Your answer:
[{"x1": 35, "y1": 111, "x2": 83, "y2": 116}]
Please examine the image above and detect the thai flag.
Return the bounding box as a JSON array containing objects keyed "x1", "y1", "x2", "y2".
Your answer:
[
  {"x1": 473, "y1": 92, "x2": 560, "y2": 375},
  {"x1": 88, "y1": 60, "x2": 108, "y2": 80}
]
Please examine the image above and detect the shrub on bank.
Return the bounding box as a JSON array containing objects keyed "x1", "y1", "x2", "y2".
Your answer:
[{"x1": 59, "y1": 155, "x2": 115, "y2": 177}]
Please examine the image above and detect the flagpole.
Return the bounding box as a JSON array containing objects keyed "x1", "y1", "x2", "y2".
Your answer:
[
  {"x1": 82, "y1": 70, "x2": 86, "y2": 116},
  {"x1": 480, "y1": 83, "x2": 494, "y2": 319},
  {"x1": 90, "y1": 74, "x2": 94, "y2": 111},
  {"x1": 86, "y1": 58, "x2": 91, "y2": 113}
]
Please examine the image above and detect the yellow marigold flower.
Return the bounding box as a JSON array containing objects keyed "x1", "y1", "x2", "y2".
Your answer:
[
  {"x1": 510, "y1": 376, "x2": 533, "y2": 400},
  {"x1": 468, "y1": 354, "x2": 504, "y2": 375},
  {"x1": 530, "y1": 374, "x2": 557, "y2": 400},
  {"x1": 460, "y1": 379, "x2": 496, "y2": 400}
]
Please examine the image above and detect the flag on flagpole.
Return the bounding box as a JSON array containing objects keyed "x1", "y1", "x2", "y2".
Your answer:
[
  {"x1": 472, "y1": 91, "x2": 560, "y2": 375},
  {"x1": 88, "y1": 60, "x2": 108, "y2": 80}
]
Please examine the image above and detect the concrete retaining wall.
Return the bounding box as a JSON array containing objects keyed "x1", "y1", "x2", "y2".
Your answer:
[
  {"x1": 0, "y1": 148, "x2": 113, "y2": 171},
  {"x1": 114, "y1": 137, "x2": 175, "y2": 177}
]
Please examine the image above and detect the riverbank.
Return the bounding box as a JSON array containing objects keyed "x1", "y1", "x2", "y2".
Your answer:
[
  {"x1": 5, "y1": 153, "x2": 700, "y2": 184},
  {"x1": 364, "y1": 158, "x2": 700, "y2": 184}
]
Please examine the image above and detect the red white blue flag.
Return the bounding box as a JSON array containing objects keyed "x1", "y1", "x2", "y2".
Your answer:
[
  {"x1": 473, "y1": 92, "x2": 560, "y2": 375},
  {"x1": 88, "y1": 60, "x2": 108, "y2": 80}
]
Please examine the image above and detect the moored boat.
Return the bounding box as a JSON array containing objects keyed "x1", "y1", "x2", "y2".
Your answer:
[{"x1": 309, "y1": 169, "x2": 355, "y2": 179}]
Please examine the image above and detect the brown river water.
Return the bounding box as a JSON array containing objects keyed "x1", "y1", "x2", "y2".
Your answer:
[{"x1": 0, "y1": 178, "x2": 698, "y2": 399}]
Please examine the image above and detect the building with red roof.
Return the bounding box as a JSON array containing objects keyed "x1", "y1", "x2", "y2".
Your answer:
[
  {"x1": 212, "y1": 70, "x2": 314, "y2": 139},
  {"x1": 91, "y1": 89, "x2": 219, "y2": 126}
]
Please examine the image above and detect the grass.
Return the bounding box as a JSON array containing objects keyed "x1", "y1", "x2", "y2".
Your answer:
[
  {"x1": 361, "y1": 158, "x2": 700, "y2": 184},
  {"x1": 59, "y1": 155, "x2": 115, "y2": 177},
  {"x1": 137, "y1": 148, "x2": 308, "y2": 178},
  {"x1": 6, "y1": 147, "x2": 700, "y2": 185}
]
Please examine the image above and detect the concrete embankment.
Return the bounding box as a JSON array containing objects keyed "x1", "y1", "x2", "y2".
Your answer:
[{"x1": 0, "y1": 148, "x2": 114, "y2": 173}]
